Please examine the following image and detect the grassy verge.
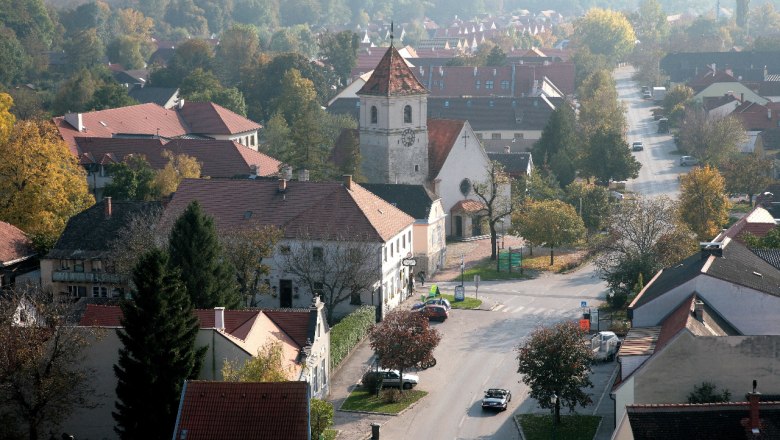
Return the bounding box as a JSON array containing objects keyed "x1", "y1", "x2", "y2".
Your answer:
[
  {"x1": 452, "y1": 260, "x2": 530, "y2": 281},
  {"x1": 516, "y1": 414, "x2": 601, "y2": 440},
  {"x1": 341, "y1": 388, "x2": 427, "y2": 414},
  {"x1": 439, "y1": 293, "x2": 482, "y2": 309}
]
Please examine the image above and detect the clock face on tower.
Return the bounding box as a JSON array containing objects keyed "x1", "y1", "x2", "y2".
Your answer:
[{"x1": 401, "y1": 128, "x2": 416, "y2": 146}]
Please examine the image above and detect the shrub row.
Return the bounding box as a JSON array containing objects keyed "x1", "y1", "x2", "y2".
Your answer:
[{"x1": 330, "y1": 305, "x2": 375, "y2": 371}]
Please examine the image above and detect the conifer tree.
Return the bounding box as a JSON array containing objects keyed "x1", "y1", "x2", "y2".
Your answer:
[
  {"x1": 168, "y1": 201, "x2": 241, "y2": 309},
  {"x1": 113, "y1": 249, "x2": 206, "y2": 440}
]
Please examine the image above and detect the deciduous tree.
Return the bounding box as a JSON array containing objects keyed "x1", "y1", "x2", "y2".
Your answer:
[
  {"x1": 472, "y1": 161, "x2": 519, "y2": 260},
  {"x1": 103, "y1": 154, "x2": 159, "y2": 201},
  {"x1": 679, "y1": 165, "x2": 730, "y2": 241},
  {"x1": 719, "y1": 153, "x2": 772, "y2": 205},
  {"x1": 369, "y1": 310, "x2": 441, "y2": 394},
  {"x1": 513, "y1": 199, "x2": 585, "y2": 265},
  {"x1": 222, "y1": 340, "x2": 292, "y2": 381},
  {"x1": 577, "y1": 70, "x2": 627, "y2": 140},
  {"x1": 153, "y1": 150, "x2": 201, "y2": 197},
  {"x1": 516, "y1": 321, "x2": 593, "y2": 425},
  {"x1": 564, "y1": 182, "x2": 611, "y2": 236},
  {"x1": 277, "y1": 231, "x2": 381, "y2": 324},
  {"x1": 168, "y1": 201, "x2": 241, "y2": 309},
  {"x1": 573, "y1": 8, "x2": 636, "y2": 63},
  {"x1": 0, "y1": 286, "x2": 98, "y2": 440},
  {"x1": 113, "y1": 249, "x2": 206, "y2": 440},
  {"x1": 0, "y1": 93, "x2": 14, "y2": 144},
  {"x1": 0, "y1": 119, "x2": 94, "y2": 251},
  {"x1": 318, "y1": 31, "x2": 360, "y2": 86},
  {"x1": 677, "y1": 109, "x2": 747, "y2": 166},
  {"x1": 219, "y1": 224, "x2": 282, "y2": 307}
]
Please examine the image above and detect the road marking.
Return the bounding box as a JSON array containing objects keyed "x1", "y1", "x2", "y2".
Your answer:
[
  {"x1": 493, "y1": 304, "x2": 506, "y2": 312},
  {"x1": 458, "y1": 414, "x2": 466, "y2": 428}
]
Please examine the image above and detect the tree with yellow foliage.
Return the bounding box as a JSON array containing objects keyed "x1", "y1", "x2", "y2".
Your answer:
[
  {"x1": 678, "y1": 165, "x2": 730, "y2": 241},
  {"x1": 0, "y1": 92, "x2": 14, "y2": 144},
  {"x1": 573, "y1": 8, "x2": 636, "y2": 63},
  {"x1": 153, "y1": 150, "x2": 201, "y2": 197},
  {"x1": 221, "y1": 340, "x2": 293, "y2": 382},
  {"x1": 0, "y1": 119, "x2": 94, "y2": 250}
]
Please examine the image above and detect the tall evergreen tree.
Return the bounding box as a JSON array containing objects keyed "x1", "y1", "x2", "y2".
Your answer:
[
  {"x1": 532, "y1": 104, "x2": 578, "y2": 185},
  {"x1": 113, "y1": 249, "x2": 206, "y2": 440},
  {"x1": 168, "y1": 201, "x2": 241, "y2": 308}
]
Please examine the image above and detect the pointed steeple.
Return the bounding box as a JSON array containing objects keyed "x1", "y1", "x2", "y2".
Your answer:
[{"x1": 357, "y1": 46, "x2": 429, "y2": 97}]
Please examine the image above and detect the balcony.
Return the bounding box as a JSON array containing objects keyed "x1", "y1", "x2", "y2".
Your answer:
[{"x1": 52, "y1": 271, "x2": 123, "y2": 284}]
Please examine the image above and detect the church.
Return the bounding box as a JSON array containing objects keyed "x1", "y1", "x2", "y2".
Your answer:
[{"x1": 347, "y1": 44, "x2": 498, "y2": 238}]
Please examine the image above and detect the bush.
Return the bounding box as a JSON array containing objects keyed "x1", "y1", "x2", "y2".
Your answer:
[
  {"x1": 688, "y1": 381, "x2": 731, "y2": 403},
  {"x1": 361, "y1": 371, "x2": 383, "y2": 395},
  {"x1": 381, "y1": 388, "x2": 403, "y2": 404},
  {"x1": 310, "y1": 398, "x2": 334, "y2": 440},
  {"x1": 330, "y1": 305, "x2": 376, "y2": 371}
]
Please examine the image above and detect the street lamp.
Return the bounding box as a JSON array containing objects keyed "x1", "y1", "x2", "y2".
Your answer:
[
  {"x1": 550, "y1": 392, "x2": 559, "y2": 440},
  {"x1": 460, "y1": 255, "x2": 465, "y2": 287}
]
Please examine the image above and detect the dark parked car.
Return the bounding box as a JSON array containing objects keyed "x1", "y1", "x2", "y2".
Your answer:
[
  {"x1": 420, "y1": 304, "x2": 448, "y2": 321},
  {"x1": 482, "y1": 388, "x2": 512, "y2": 411}
]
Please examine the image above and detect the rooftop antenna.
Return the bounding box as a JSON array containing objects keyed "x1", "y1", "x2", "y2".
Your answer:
[{"x1": 390, "y1": 21, "x2": 394, "y2": 47}]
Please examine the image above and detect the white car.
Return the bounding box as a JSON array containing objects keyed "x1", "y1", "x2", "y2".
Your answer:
[{"x1": 362, "y1": 368, "x2": 419, "y2": 389}]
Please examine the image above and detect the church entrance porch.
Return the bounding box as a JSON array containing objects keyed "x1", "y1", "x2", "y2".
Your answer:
[{"x1": 449, "y1": 199, "x2": 487, "y2": 241}]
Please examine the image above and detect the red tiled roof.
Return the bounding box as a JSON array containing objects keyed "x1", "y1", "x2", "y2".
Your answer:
[
  {"x1": 160, "y1": 179, "x2": 414, "y2": 242},
  {"x1": 74, "y1": 137, "x2": 280, "y2": 178},
  {"x1": 0, "y1": 221, "x2": 34, "y2": 265},
  {"x1": 262, "y1": 310, "x2": 310, "y2": 348},
  {"x1": 722, "y1": 205, "x2": 777, "y2": 243},
  {"x1": 688, "y1": 68, "x2": 737, "y2": 92},
  {"x1": 358, "y1": 46, "x2": 428, "y2": 96},
  {"x1": 427, "y1": 119, "x2": 464, "y2": 179},
  {"x1": 733, "y1": 101, "x2": 780, "y2": 131},
  {"x1": 54, "y1": 103, "x2": 189, "y2": 155},
  {"x1": 174, "y1": 381, "x2": 310, "y2": 440},
  {"x1": 177, "y1": 102, "x2": 261, "y2": 135},
  {"x1": 654, "y1": 294, "x2": 695, "y2": 352},
  {"x1": 450, "y1": 199, "x2": 487, "y2": 213}
]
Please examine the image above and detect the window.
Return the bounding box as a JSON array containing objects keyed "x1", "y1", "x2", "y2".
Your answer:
[
  {"x1": 443, "y1": 100, "x2": 449, "y2": 108},
  {"x1": 280, "y1": 245, "x2": 291, "y2": 255},
  {"x1": 313, "y1": 365, "x2": 319, "y2": 393},
  {"x1": 486, "y1": 80, "x2": 494, "y2": 89},
  {"x1": 402, "y1": 234, "x2": 406, "y2": 248},
  {"x1": 313, "y1": 282, "x2": 324, "y2": 298},
  {"x1": 92, "y1": 260, "x2": 103, "y2": 272},
  {"x1": 390, "y1": 242, "x2": 393, "y2": 257},
  {"x1": 492, "y1": 133, "x2": 501, "y2": 140},
  {"x1": 68, "y1": 286, "x2": 87, "y2": 298},
  {"x1": 408, "y1": 231, "x2": 411, "y2": 243},
  {"x1": 350, "y1": 291, "x2": 362, "y2": 305},
  {"x1": 321, "y1": 359, "x2": 327, "y2": 385},
  {"x1": 439, "y1": 81, "x2": 444, "y2": 90},
  {"x1": 404, "y1": 105, "x2": 412, "y2": 123},
  {"x1": 384, "y1": 247, "x2": 387, "y2": 262},
  {"x1": 475, "y1": 80, "x2": 481, "y2": 89},
  {"x1": 74, "y1": 260, "x2": 84, "y2": 272},
  {"x1": 489, "y1": 100, "x2": 495, "y2": 107},
  {"x1": 514, "y1": 133, "x2": 524, "y2": 139},
  {"x1": 60, "y1": 259, "x2": 70, "y2": 270},
  {"x1": 414, "y1": 164, "x2": 419, "y2": 172},
  {"x1": 92, "y1": 286, "x2": 107, "y2": 298},
  {"x1": 370, "y1": 106, "x2": 378, "y2": 124},
  {"x1": 476, "y1": 133, "x2": 483, "y2": 140},
  {"x1": 313, "y1": 247, "x2": 324, "y2": 261},
  {"x1": 501, "y1": 80, "x2": 509, "y2": 90}
]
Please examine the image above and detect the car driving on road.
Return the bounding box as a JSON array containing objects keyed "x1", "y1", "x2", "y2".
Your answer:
[
  {"x1": 631, "y1": 141, "x2": 644, "y2": 151},
  {"x1": 481, "y1": 388, "x2": 511, "y2": 411}
]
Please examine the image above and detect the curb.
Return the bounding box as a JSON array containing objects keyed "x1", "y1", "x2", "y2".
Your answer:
[{"x1": 513, "y1": 414, "x2": 527, "y2": 440}]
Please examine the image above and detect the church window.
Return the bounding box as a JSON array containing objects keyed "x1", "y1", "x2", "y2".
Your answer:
[
  {"x1": 404, "y1": 105, "x2": 412, "y2": 123},
  {"x1": 414, "y1": 164, "x2": 419, "y2": 172},
  {"x1": 371, "y1": 106, "x2": 378, "y2": 124},
  {"x1": 486, "y1": 80, "x2": 494, "y2": 89}
]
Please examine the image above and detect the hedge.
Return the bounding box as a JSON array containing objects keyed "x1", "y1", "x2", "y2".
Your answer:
[{"x1": 330, "y1": 305, "x2": 375, "y2": 371}]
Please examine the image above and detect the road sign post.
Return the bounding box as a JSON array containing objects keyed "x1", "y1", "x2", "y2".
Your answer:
[{"x1": 474, "y1": 275, "x2": 481, "y2": 298}]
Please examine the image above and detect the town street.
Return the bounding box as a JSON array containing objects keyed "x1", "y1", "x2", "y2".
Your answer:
[{"x1": 330, "y1": 67, "x2": 683, "y2": 440}]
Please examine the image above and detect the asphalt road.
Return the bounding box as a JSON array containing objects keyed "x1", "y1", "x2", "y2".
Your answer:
[{"x1": 615, "y1": 65, "x2": 681, "y2": 199}]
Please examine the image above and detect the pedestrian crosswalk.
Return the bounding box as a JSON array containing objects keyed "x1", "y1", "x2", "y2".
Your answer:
[{"x1": 491, "y1": 303, "x2": 582, "y2": 319}]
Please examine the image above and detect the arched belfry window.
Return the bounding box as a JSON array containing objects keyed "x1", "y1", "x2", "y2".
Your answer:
[
  {"x1": 404, "y1": 105, "x2": 412, "y2": 123},
  {"x1": 370, "y1": 106, "x2": 378, "y2": 124}
]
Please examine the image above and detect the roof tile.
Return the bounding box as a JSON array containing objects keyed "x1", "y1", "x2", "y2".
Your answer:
[
  {"x1": 358, "y1": 46, "x2": 428, "y2": 96},
  {"x1": 0, "y1": 221, "x2": 35, "y2": 265}
]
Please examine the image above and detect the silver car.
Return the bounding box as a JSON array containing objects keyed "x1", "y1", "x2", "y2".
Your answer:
[
  {"x1": 680, "y1": 156, "x2": 700, "y2": 166},
  {"x1": 362, "y1": 368, "x2": 419, "y2": 389}
]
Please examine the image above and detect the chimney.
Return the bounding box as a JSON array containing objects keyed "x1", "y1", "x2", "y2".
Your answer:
[
  {"x1": 64, "y1": 112, "x2": 84, "y2": 132},
  {"x1": 249, "y1": 164, "x2": 258, "y2": 178},
  {"x1": 177, "y1": 99, "x2": 185, "y2": 109},
  {"x1": 504, "y1": 145, "x2": 511, "y2": 153},
  {"x1": 693, "y1": 300, "x2": 704, "y2": 322},
  {"x1": 282, "y1": 165, "x2": 293, "y2": 180},
  {"x1": 104, "y1": 197, "x2": 112, "y2": 218},
  {"x1": 749, "y1": 380, "x2": 761, "y2": 435},
  {"x1": 298, "y1": 169, "x2": 310, "y2": 181},
  {"x1": 432, "y1": 178, "x2": 442, "y2": 196},
  {"x1": 343, "y1": 174, "x2": 353, "y2": 190},
  {"x1": 699, "y1": 242, "x2": 723, "y2": 259},
  {"x1": 740, "y1": 93, "x2": 744, "y2": 103},
  {"x1": 214, "y1": 307, "x2": 225, "y2": 331},
  {"x1": 473, "y1": 67, "x2": 478, "y2": 76},
  {"x1": 278, "y1": 178, "x2": 287, "y2": 193},
  {"x1": 769, "y1": 108, "x2": 772, "y2": 120}
]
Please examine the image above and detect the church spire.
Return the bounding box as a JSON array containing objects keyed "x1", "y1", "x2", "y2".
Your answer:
[{"x1": 356, "y1": 45, "x2": 428, "y2": 97}]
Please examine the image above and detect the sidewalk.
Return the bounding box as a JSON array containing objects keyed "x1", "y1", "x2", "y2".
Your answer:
[{"x1": 432, "y1": 235, "x2": 526, "y2": 282}]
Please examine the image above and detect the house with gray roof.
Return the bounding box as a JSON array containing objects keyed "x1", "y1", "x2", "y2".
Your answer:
[
  {"x1": 487, "y1": 150, "x2": 533, "y2": 178},
  {"x1": 361, "y1": 183, "x2": 447, "y2": 276}
]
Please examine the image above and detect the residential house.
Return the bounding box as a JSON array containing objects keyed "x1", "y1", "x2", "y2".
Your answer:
[
  {"x1": 127, "y1": 86, "x2": 180, "y2": 109},
  {"x1": 74, "y1": 137, "x2": 281, "y2": 199},
  {"x1": 0, "y1": 221, "x2": 38, "y2": 290},
  {"x1": 487, "y1": 150, "x2": 534, "y2": 179},
  {"x1": 158, "y1": 177, "x2": 415, "y2": 319},
  {"x1": 66, "y1": 298, "x2": 328, "y2": 439},
  {"x1": 172, "y1": 381, "x2": 311, "y2": 440},
  {"x1": 41, "y1": 198, "x2": 161, "y2": 301},
  {"x1": 53, "y1": 101, "x2": 262, "y2": 157},
  {"x1": 361, "y1": 183, "x2": 447, "y2": 276},
  {"x1": 693, "y1": 83, "x2": 769, "y2": 106},
  {"x1": 661, "y1": 52, "x2": 780, "y2": 83}
]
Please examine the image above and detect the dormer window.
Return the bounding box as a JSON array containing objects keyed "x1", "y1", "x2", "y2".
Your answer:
[
  {"x1": 404, "y1": 105, "x2": 412, "y2": 123},
  {"x1": 371, "y1": 106, "x2": 378, "y2": 124}
]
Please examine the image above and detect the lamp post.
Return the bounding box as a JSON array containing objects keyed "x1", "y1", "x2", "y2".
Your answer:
[
  {"x1": 460, "y1": 255, "x2": 465, "y2": 287},
  {"x1": 550, "y1": 392, "x2": 559, "y2": 440}
]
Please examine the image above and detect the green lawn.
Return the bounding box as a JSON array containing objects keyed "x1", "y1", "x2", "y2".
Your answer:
[
  {"x1": 440, "y1": 293, "x2": 482, "y2": 309},
  {"x1": 516, "y1": 414, "x2": 601, "y2": 440},
  {"x1": 340, "y1": 388, "x2": 427, "y2": 414},
  {"x1": 453, "y1": 260, "x2": 530, "y2": 281}
]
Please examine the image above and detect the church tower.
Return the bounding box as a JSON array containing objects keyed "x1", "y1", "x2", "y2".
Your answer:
[{"x1": 356, "y1": 45, "x2": 429, "y2": 185}]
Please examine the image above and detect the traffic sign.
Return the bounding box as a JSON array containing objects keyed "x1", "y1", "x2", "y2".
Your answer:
[
  {"x1": 580, "y1": 301, "x2": 587, "y2": 308},
  {"x1": 401, "y1": 258, "x2": 417, "y2": 266},
  {"x1": 454, "y1": 286, "x2": 465, "y2": 301}
]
